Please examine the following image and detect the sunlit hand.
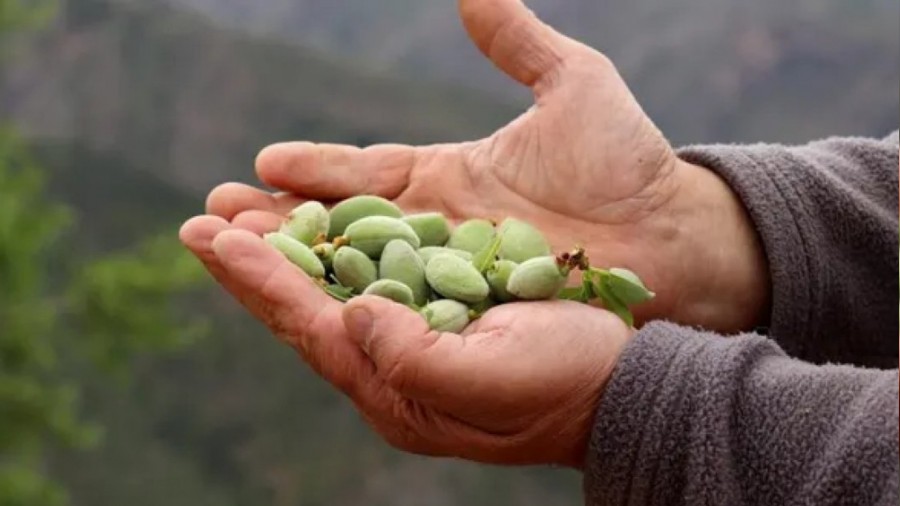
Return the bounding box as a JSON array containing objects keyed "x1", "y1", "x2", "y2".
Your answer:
[
  {"x1": 179, "y1": 222, "x2": 631, "y2": 467},
  {"x1": 203, "y1": 0, "x2": 769, "y2": 333}
]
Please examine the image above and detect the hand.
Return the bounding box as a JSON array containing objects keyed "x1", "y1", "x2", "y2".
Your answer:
[
  {"x1": 179, "y1": 221, "x2": 632, "y2": 468},
  {"x1": 203, "y1": 0, "x2": 769, "y2": 333}
]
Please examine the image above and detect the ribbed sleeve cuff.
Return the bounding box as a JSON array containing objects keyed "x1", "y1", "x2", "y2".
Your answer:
[{"x1": 676, "y1": 144, "x2": 814, "y2": 358}]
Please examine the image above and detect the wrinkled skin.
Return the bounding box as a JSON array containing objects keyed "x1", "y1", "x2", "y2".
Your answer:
[{"x1": 181, "y1": 0, "x2": 769, "y2": 468}]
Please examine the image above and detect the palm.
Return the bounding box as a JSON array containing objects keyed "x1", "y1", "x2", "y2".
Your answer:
[
  {"x1": 227, "y1": 247, "x2": 628, "y2": 467},
  {"x1": 473, "y1": 71, "x2": 675, "y2": 224},
  {"x1": 179, "y1": 219, "x2": 630, "y2": 467},
  {"x1": 199, "y1": 0, "x2": 768, "y2": 330},
  {"x1": 397, "y1": 78, "x2": 676, "y2": 228},
  {"x1": 178, "y1": 0, "x2": 767, "y2": 470},
  {"x1": 377, "y1": 56, "x2": 680, "y2": 321}
]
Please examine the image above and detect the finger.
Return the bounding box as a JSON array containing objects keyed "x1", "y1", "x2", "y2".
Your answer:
[
  {"x1": 343, "y1": 295, "x2": 442, "y2": 362},
  {"x1": 231, "y1": 210, "x2": 283, "y2": 236},
  {"x1": 206, "y1": 182, "x2": 303, "y2": 220},
  {"x1": 344, "y1": 296, "x2": 600, "y2": 415},
  {"x1": 255, "y1": 142, "x2": 416, "y2": 199},
  {"x1": 179, "y1": 215, "x2": 252, "y2": 299},
  {"x1": 181, "y1": 217, "x2": 378, "y2": 401},
  {"x1": 459, "y1": 0, "x2": 576, "y2": 91},
  {"x1": 210, "y1": 229, "x2": 374, "y2": 395},
  {"x1": 210, "y1": 229, "x2": 333, "y2": 337},
  {"x1": 180, "y1": 215, "x2": 231, "y2": 264},
  {"x1": 343, "y1": 295, "x2": 480, "y2": 404}
]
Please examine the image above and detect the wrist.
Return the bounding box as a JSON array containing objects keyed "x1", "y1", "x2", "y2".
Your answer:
[{"x1": 649, "y1": 159, "x2": 771, "y2": 333}]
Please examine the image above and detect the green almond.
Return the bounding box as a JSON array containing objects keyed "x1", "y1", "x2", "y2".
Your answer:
[
  {"x1": 379, "y1": 239, "x2": 429, "y2": 306},
  {"x1": 344, "y1": 216, "x2": 421, "y2": 258},
  {"x1": 279, "y1": 201, "x2": 330, "y2": 245},
  {"x1": 332, "y1": 246, "x2": 378, "y2": 293},
  {"x1": 363, "y1": 279, "x2": 415, "y2": 306},
  {"x1": 425, "y1": 253, "x2": 490, "y2": 303},
  {"x1": 486, "y1": 259, "x2": 518, "y2": 303},
  {"x1": 420, "y1": 299, "x2": 470, "y2": 333},
  {"x1": 446, "y1": 219, "x2": 496, "y2": 254},
  {"x1": 497, "y1": 218, "x2": 551, "y2": 263},
  {"x1": 403, "y1": 212, "x2": 452, "y2": 247},
  {"x1": 506, "y1": 256, "x2": 567, "y2": 300},
  {"x1": 327, "y1": 195, "x2": 403, "y2": 239},
  {"x1": 417, "y1": 246, "x2": 473, "y2": 265},
  {"x1": 264, "y1": 232, "x2": 326, "y2": 279}
]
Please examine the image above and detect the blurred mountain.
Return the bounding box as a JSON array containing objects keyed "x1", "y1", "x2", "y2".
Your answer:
[
  {"x1": 0, "y1": 0, "x2": 515, "y2": 195},
  {"x1": 3, "y1": 0, "x2": 897, "y2": 199},
  {"x1": 165, "y1": 0, "x2": 900, "y2": 144}
]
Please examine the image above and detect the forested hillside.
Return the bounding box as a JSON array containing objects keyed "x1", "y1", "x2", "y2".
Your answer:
[
  {"x1": 3, "y1": 0, "x2": 897, "y2": 199},
  {"x1": 168, "y1": 0, "x2": 900, "y2": 143},
  {"x1": 1, "y1": 0, "x2": 514, "y2": 194}
]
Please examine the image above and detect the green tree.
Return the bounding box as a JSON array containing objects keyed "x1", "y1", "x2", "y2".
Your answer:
[
  {"x1": 0, "y1": 0, "x2": 54, "y2": 38},
  {"x1": 0, "y1": 4, "x2": 208, "y2": 504},
  {"x1": 0, "y1": 129, "x2": 208, "y2": 506}
]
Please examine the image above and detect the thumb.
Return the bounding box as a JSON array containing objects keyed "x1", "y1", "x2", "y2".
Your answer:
[
  {"x1": 343, "y1": 295, "x2": 470, "y2": 401},
  {"x1": 459, "y1": 0, "x2": 579, "y2": 91}
]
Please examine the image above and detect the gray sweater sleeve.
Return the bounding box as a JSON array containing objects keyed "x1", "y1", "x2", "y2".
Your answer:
[
  {"x1": 678, "y1": 132, "x2": 899, "y2": 368},
  {"x1": 583, "y1": 324, "x2": 899, "y2": 506},
  {"x1": 583, "y1": 133, "x2": 900, "y2": 505}
]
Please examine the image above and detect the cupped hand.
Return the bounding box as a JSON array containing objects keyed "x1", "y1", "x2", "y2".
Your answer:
[
  {"x1": 180, "y1": 220, "x2": 631, "y2": 468},
  {"x1": 205, "y1": 0, "x2": 769, "y2": 333}
]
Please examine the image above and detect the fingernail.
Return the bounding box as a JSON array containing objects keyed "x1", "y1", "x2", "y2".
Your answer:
[
  {"x1": 210, "y1": 232, "x2": 230, "y2": 258},
  {"x1": 346, "y1": 307, "x2": 374, "y2": 350}
]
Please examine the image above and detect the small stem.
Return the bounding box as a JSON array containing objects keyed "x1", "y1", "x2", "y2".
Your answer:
[{"x1": 556, "y1": 246, "x2": 590, "y2": 272}]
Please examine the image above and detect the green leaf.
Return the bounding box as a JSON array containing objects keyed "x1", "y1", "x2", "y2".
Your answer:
[
  {"x1": 557, "y1": 272, "x2": 595, "y2": 303},
  {"x1": 419, "y1": 306, "x2": 435, "y2": 325},
  {"x1": 582, "y1": 274, "x2": 598, "y2": 299},
  {"x1": 323, "y1": 283, "x2": 354, "y2": 302},
  {"x1": 557, "y1": 286, "x2": 587, "y2": 301},
  {"x1": 605, "y1": 267, "x2": 655, "y2": 304},
  {"x1": 591, "y1": 274, "x2": 635, "y2": 327},
  {"x1": 471, "y1": 231, "x2": 504, "y2": 274},
  {"x1": 467, "y1": 298, "x2": 496, "y2": 320}
]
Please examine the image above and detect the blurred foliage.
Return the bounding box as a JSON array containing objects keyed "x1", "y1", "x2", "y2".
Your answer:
[
  {"x1": 67, "y1": 235, "x2": 209, "y2": 375},
  {"x1": 0, "y1": 125, "x2": 208, "y2": 505},
  {"x1": 0, "y1": 0, "x2": 55, "y2": 62},
  {"x1": 0, "y1": 128, "x2": 81, "y2": 506},
  {"x1": 0, "y1": 0, "x2": 55, "y2": 32},
  {"x1": 0, "y1": 4, "x2": 209, "y2": 502}
]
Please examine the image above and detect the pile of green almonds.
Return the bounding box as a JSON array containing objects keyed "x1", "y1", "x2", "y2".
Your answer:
[{"x1": 264, "y1": 195, "x2": 655, "y2": 332}]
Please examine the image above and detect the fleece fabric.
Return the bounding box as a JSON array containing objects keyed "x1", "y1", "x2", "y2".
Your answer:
[{"x1": 583, "y1": 132, "x2": 899, "y2": 506}]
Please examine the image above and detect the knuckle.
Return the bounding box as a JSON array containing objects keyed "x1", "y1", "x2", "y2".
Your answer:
[
  {"x1": 384, "y1": 401, "x2": 439, "y2": 455},
  {"x1": 383, "y1": 350, "x2": 418, "y2": 394},
  {"x1": 380, "y1": 329, "x2": 442, "y2": 393}
]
